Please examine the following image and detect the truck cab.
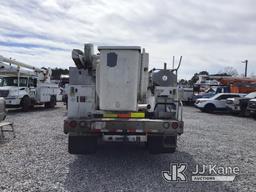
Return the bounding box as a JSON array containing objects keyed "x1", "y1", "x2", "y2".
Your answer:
[{"x1": 0, "y1": 75, "x2": 37, "y2": 107}]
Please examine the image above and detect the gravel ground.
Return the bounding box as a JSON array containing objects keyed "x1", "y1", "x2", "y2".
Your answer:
[{"x1": 0, "y1": 103, "x2": 255, "y2": 192}]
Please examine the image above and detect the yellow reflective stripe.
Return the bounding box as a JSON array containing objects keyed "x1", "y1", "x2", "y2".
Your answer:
[
  {"x1": 130, "y1": 112, "x2": 145, "y2": 118},
  {"x1": 103, "y1": 112, "x2": 145, "y2": 118},
  {"x1": 103, "y1": 113, "x2": 118, "y2": 118}
]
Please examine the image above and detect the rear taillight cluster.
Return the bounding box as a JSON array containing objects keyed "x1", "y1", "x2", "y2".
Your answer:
[
  {"x1": 171, "y1": 122, "x2": 179, "y2": 129},
  {"x1": 163, "y1": 121, "x2": 180, "y2": 129},
  {"x1": 69, "y1": 121, "x2": 77, "y2": 128},
  {"x1": 65, "y1": 120, "x2": 88, "y2": 128}
]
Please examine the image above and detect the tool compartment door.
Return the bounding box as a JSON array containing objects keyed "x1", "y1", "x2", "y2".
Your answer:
[
  {"x1": 36, "y1": 86, "x2": 51, "y2": 102},
  {"x1": 68, "y1": 85, "x2": 95, "y2": 118}
]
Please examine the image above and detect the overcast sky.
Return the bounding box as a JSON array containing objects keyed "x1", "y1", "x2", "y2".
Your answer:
[{"x1": 0, "y1": 0, "x2": 255, "y2": 79}]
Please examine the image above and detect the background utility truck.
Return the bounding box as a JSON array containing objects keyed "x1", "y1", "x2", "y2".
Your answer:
[
  {"x1": 0, "y1": 55, "x2": 60, "y2": 111},
  {"x1": 59, "y1": 74, "x2": 69, "y2": 106},
  {"x1": 64, "y1": 44, "x2": 184, "y2": 154}
]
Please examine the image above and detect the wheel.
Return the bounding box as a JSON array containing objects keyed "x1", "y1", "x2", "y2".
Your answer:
[
  {"x1": 204, "y1": 103, "x2": 216, "y2": 113},
  {"x1": 240, "y1": 104, "x2": 250, "y2": 116},
  {"x1": 45, "y1": 96, "x2": 56, "y2": 108},
  {"x1": 21, "y1": 96, "x2": 31, "y2": 112},
  {"x1": 148, "y1": 135, "x2": 177, "y2": 154},
  {"x1": 68, "y1": 135, "x2": 98, "y2": 154},
  {"x1": 44, "y1": 102, "x2": 50, "y2": 108},
  {"x1": 49, "y1": 96, "x2": 56, "y2": 108}
]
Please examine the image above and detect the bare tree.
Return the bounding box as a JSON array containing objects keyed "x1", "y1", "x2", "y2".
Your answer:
[{"x1": 219, "y1": 66, "x2": 238, "y2": 77}]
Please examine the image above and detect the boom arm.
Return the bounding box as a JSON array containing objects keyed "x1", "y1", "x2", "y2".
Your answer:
[
  {"x1": 0, "y1": 55, "x2": 42, "y2": 72},
  {"x1": 0, "y1": 55, "x2": 52, "y2": 82}
]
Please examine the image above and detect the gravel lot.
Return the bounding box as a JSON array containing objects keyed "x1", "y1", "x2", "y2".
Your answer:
[{"x1": 0, "y1": 103, "x2": 255, "y2": 192}]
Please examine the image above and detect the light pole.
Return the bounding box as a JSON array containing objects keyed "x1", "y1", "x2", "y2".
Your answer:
[{"x1": 242, "y1": 60, "x2": 248, "y2": 77}]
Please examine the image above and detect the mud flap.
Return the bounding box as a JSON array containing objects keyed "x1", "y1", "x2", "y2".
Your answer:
[{"x1": 148, "y1": 135, "x2": 176, "y2": 154}]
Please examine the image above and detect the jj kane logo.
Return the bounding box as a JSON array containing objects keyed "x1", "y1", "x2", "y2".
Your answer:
[
  {"x1": 162, "y1": 163, "x2": 187, "y2": 182},
  {"x1": 162, "y1": 163, "x2": 239, "y2": 182}
]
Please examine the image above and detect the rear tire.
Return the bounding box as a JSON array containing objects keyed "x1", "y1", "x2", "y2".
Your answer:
[
  {"x1": 49, "y1": 96, "x2": 56, "y2": 108},
  {"x1": 240, "y1": 105, "x2": 250, "y2": 117},
  {"x1": 204, "y1": 103, "x2": 216, "y2": 113},
  {"x1": 148, "y1": 135, "x2": 176, "y2": 154},
  {"x1": 68, "y1": 135, "x2": 98, "y2": 154},
  {"x1": 45, "y1": 96, "x2": 56, "y2": 108},
  {"x1": 21, "y1": 96, "x2": 31, "y2": 112}
]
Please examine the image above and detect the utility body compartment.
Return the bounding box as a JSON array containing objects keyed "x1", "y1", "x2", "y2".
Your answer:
[{"x1": 98, "y1": 46, "x2": 141, "y2": 111}]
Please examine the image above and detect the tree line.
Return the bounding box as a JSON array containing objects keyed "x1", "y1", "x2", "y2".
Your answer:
[{"x1": 51, "y1": 68, "x2": 69, "y2": 80}]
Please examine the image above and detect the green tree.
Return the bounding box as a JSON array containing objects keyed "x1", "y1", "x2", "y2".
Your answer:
[
  {"x1": 188, "y1": 71, "x2": 209, "y2": 86},
  {"x1": 51, "y1": 68, "x2": 69, "y2": 80},
  {"x1": 178, "y1": 79, "x2": 188, "y2": 86}
]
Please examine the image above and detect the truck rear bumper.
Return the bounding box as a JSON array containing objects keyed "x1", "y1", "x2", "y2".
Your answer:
[{"x1": 64, "y1": 118, "x2": 184, "y2": 135}]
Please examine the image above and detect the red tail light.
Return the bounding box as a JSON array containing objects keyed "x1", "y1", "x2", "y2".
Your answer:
[
  {"x1": 172, "y1": 122, "x2": 179, "y2": 129},
  {"x1": 128, "y1": 128, "x2": 136, "y2": 132},
  {"x1": 92, "y1": 128, "x2": 101, "y2": 132},
  {"x1": 69, "y1": 121, "x2": 77, "y2": 128}
]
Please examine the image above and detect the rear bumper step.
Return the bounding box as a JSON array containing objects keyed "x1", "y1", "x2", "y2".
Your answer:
[{"x1": 64, "y1": 118, "x2": 184, "y2": 135}]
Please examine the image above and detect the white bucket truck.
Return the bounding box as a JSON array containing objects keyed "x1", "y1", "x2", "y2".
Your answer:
[
  {"x1": 0, "y1": 55, "x2": 59, "y2": 111},
  {"x1": 64, "y1": 44, "x2": 184, "y2": 154}
]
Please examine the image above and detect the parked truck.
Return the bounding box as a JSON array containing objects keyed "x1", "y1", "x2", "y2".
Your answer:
[
  {"x1": 226, "y1": 92, "x2": 256, "y2": 116},
  {"x1": 64, "y1": 44, "x2": 184, "y2": 154},
  {"x1": 59, "y1": 74, "x2": 69, "y2": 106},
  {"x1": 0, "y1": 55, "x2": 59, "y2": 111},
  {"x1": 179, "y1": 87, "x2": 194, "y2": 105}
]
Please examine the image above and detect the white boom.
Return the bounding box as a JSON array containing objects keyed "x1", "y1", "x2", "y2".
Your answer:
[
  {"x1": 0, "y1": 55, "x2": 52, "y2": 82},
  {"x1": 0, "y1": 55, "x2": 42, "y2": 72}
]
